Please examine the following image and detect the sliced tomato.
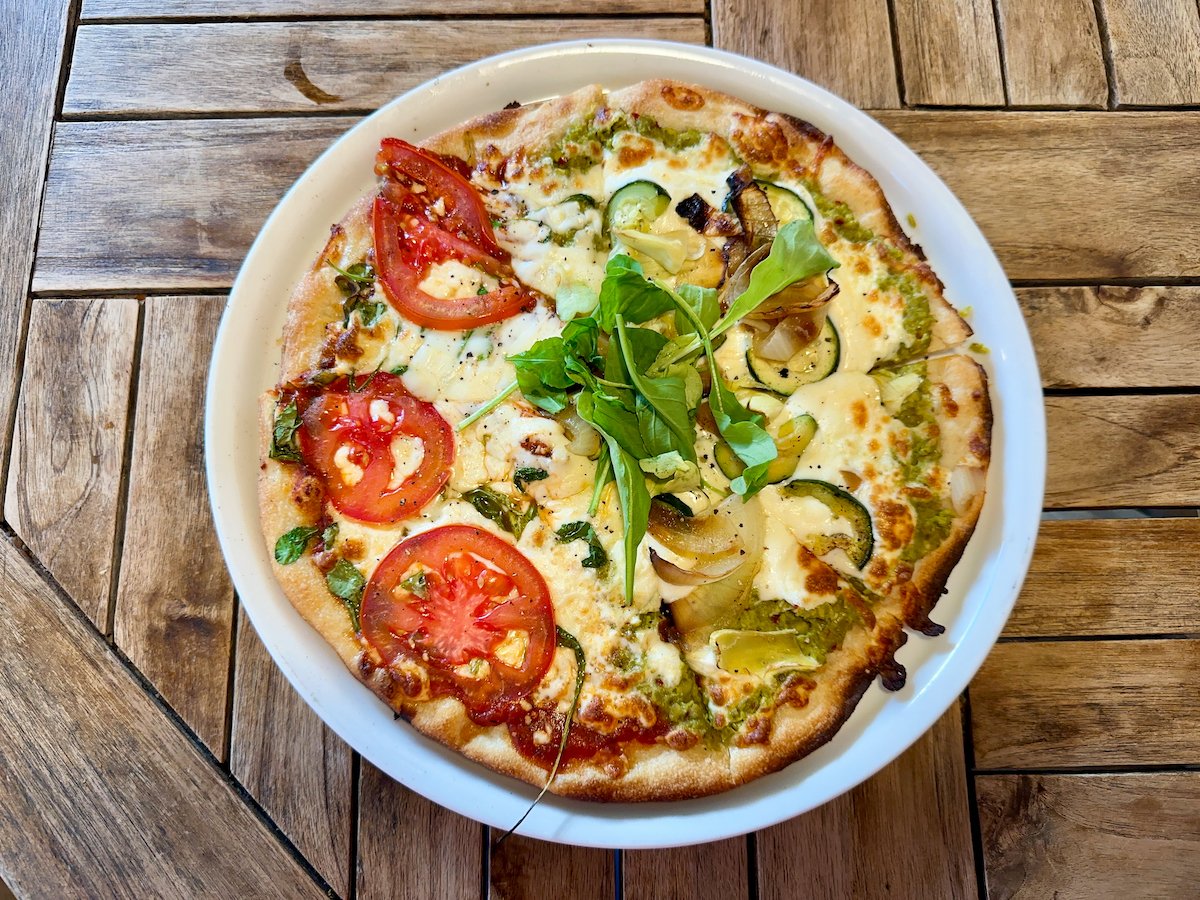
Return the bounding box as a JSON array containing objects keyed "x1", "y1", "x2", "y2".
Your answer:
[
  {"x1": 361, "y1": 525, "x2": 556, "y2": 723},
  {"x1": 297, "y1": 372, "x2": 452, "y2": 523}
]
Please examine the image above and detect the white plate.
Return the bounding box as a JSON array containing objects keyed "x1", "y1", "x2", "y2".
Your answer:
[{"x1": 205, "y1": 39, "x2": 1044, "y2": 849}]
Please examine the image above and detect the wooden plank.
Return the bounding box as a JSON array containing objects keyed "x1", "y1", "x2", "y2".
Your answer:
[
  {"x1": 65, "y1": 19, "x2": 706, "y2": 116},
  {"x1": 357, "y1": 761, "x2": 484, "y2": 900},
  {"x1": 491, "y1": 836, "x2": 615, "y2": 900},
  {"x1": 1101, "y1": 0, "x2": 1200, "y2": 106},
  {"x1": 971, "y1": 640, "x2": 1200, "y2": 769},
  {"x1": 231, "y1": 606, "x2": 353, "y2": 897},
  {"x1": 1020, "y1": 286, "x2": 1200, "y2": 389},
  {"x1": 711, "y1": 0, "x2": 899, "y2": 109},
  {"x1": 4, "y1": 299, "x2": 137, "y2": 629},
  {"x1": 892, "y1": 0, "x2": 1005, "y2": 105},
  {"x1": 995, "y1": 0, "x2": 1108, "y2": 107},
  {"x1": 113, "y1": 296, "x2": 235, "y2": 756},
  {"x1": 877, "y1": 111, "x2": 1200, "y2": 281},
  {"x1": 81, "y1": 0, "x2": 703, "y2": 16},
  {"x1": 756, "y1": 703, "x2": 975, "y2": 900},
  {"x1": 0, "y1": 535, "x2": 325, "y2": 898},
  {"x1": 0, "y1": 0, "x2": 71, "y2": 482},
  {"x1": 1046, "y1": 395, "x2": 1200, "y2": 509},
  {"x1": 34, "y1": 118, "x2": 354, "y2": 293},
  {"x1": 1007, "y1": 518, "x2": 1200, "y2": 638},
  {"x1": 624, "y1": 840, "x2": 748, "y2": 900},
  {"x1": 977, "y1": 773, "x2": 1200, "y2": 899}
]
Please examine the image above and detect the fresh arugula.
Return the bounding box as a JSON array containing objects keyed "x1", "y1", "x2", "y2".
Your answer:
[
  {"x1": 269, "y1": 401, "x2": 302, "y2": 462},
  {"x1": 555, "y1": 521, "x2": 609, "y2": 571},
  {"x1": 325, "y1": 559, "x2": 365, "y2": 631},
  {"x1": 513, "y1": 466, "x2": 549, "y2": 492},
  {"x1": 595, "y1": 255, "x2": 675, "y2": 330},
  {"x1": 463, "y1": 485, "x2": 539, "y2": 538}
]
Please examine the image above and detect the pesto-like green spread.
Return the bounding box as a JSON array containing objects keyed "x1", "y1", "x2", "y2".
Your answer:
[
  {"x1": 903, "y1": 496, "x2": 954, "y2": 564},
  {"x1": 878, "y1": 271, "x2": 934, "y2": 357},
  {"x1": 637, "y1": 670, "x2": 710, "y2": 734},
  {"x1": 901, "y1": 433, "x2": 941, "y2": 485},
  {"x1": 805, "y1": 185, "x2": 875, "y2": 243},
  {"x1": 540, "y1": 113, "x2": 704, "y2": 170},
  {"x1": 895, "y1": 363, "x2": 933, "y2": 429},
  {"x1": 731, "y1": 596, "x2": 860, "y2": 665}
]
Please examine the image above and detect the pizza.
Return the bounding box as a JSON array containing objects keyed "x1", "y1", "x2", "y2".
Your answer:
[{"x1": 258, "y1": 80, "x2": 991, "y2": 802}]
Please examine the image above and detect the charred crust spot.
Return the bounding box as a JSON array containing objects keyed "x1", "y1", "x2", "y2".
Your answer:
[
  {"x1": 876, "y1": 500, "x2": 915, "y2": 551},
  {"x1": 520, "y1": 436, "x2": 552, "y2": 457},
  {"x1": 660, "y1": 83, "x2": 705, "y2": 110},
  {"x1": 731, "y1": 113, "x2": 790, "y2": 164},
  {"x1": 340, "y1": 538, "x2": 365, "y2": 562},
  {"x1": 736, "y1": 715, "x2": 772, "y2": 746},
  {"x1": 936, "y1": 383, "x2": 959, "y2": 417},
  {"x1": 665, "y1": 728, "x2": 700, "y2": 751},
  {"x1": 879, "y1": 656, "x2": 907, "y2": 692},
  {"x1": 503, "y1": 99, "x2": 521, "y2": 110},
  {"x1": 970, "y1": 432, "x2": 991, "y2": 461},
  {"x1": 290, "y1": 472, "x2": 325, "y2": 517}
]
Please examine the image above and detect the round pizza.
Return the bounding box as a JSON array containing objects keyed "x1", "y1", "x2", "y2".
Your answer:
[{"x1": 258, "y1": 80, "x2": 992, "y2": 801}]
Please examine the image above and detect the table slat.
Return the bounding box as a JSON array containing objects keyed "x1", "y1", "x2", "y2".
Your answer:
[
  {"x1": 1020, "y1": 287, "x2": 1200, "y2": 389},
  {"x1": 4, "y1": 299, "x2": 137, "y2": 629},
  {"x1": 971, "y1": 640, "x2": 1200, "y2": 769},
  {"x1": 711, "y1": 0, "x2": 899, "y2": 109},
  {"x1": 357, "y1": 762, "x2": 484, "y2": 900},
  {"x1": 113, "y1": 296, "x2": 235, "y2": 756},
  {"x1": 994, "y1": 0, "x2": 1108, "y2": 107},
  {"x1": 892, "y1": 0, "x2": 1005, "y2": 105},
  {"x1": 1007, "y1": 518, "x2": 1200, "y2": 638},
  {"x1": 757, "y1": 703, "x2": 975, "y2": 900},
  {"x1": 877, "y1": 111, "x2": 1200, "y2": 281},
  {"x1": 0, "y1": 536, "x2": 324, "y2": 897},
  {"x1": 624, "y1": 839, "x2": 748, "y2": 899},
  {"x1": 65, "y1": 19, "x2": 705, "y2": 117},
  {"x1": 490, "y1": 836, "x2": 615, "y2": 900},
  {"x1": 978, "y1": 773, "x2": 1200, "y2": 898},
  {"x1": 231, "y1": 606, "x2": 353, "y2": 897},
  {"x1": 0, "y1": 0, "x2": 72, "y2": 481},
  {"x1": 1100, "y1": 0, "x2": 1200, "y2": 106},
  {"x1": 82, "y1": 0, "x2": 702, "y2": 15},
  {"x1": 1046, "y1": 395, "x2": 1200, "y2": 509}
]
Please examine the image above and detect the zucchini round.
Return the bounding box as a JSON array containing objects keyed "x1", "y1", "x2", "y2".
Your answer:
[
  {"x1": 745, "y1": 318, "x2": 840, "y2": 396},
  {"x1": 781, "y1": 479, "x2": 873, "y2": 569},
  {"x1": 757, "y1": 181, "x2": 813, "y2": 225},
  {"x1": 604, "y1": 180, "x2": 670, "y2": 232},
  {"x1": 714, "y1": 442, "x2": 799, "y2": 485}
]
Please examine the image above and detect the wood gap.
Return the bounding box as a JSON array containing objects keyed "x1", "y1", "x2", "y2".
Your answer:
[
  {"x1": 702, "y1": 0, "x2": 713, "y2": 47},
  {"x1": 613, "y1": 848, "x2": 623, "y2": 900},
  {"x1": 0, "y1": 524, "x2": 336, "y2": 896},
  {"x1": 959, "y1": 692, "x2": 989, "y2": 900},
  {"x1": 103, "y1": 297, "x2": 145, "y2": 641},
  {"x1": 32, "y1": 286, "x2": 232, "y2": 299},
  {"x1": 1009, "y1": 275, "x2": 1200, "y2": 288},
  {"x1": 220, "y1": 596, "x2": 240, "y2": 766},
  {"x1": 78, "y1": 12, "x2": 705, "y2": 25},
  {"x1": 1042, "y1": 506, "x2": 1200, "y2": 517},
  {"x1": 54, "y1": 0, "x2": 85, "y2": 118},
  {"x1": 1042, "y1": 385, "x2": 1200, "y2": 397},
  {"x1": 746, "y1": 831, "x2": 759, "y2": 900},
  {"x1": 348, "y1": 752, "x2": 361, "y2": 900},
  {"x1": 884, "y1": 0, "x2": 908, "y2": 107},
  {"x1": 1091, "y1": 0, "x2": 1118, "y2": 109},
  {"x1": 60, "y1": 108, "x2": 369, "y2": 123},
  {"x1": 990, "y1": 0, "x2": 1011, "y2": 106},
  {"x1": 975, "y1": 762, "x2": 1200, "y2": 776},
  {"x1": 997, "y1": 633, "x2": 1200, "y2": 645}
]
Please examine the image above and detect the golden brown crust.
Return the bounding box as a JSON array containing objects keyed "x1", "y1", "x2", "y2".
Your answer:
[{"x1": 257, "y1": 79, "x2": 992, "y2": 802}]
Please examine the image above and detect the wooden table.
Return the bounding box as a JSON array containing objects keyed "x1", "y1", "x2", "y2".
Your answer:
[{"x1": 2, "y1": 1, "x2": 1198, "y2": 897}]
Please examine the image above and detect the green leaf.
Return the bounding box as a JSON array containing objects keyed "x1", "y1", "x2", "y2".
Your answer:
[
  {"x1": 274, "y1": 526, "x2": 318, "y2": 565},
  {"x1": 606, "y1": 440, "x2": 651, "y2": 606},
  {"x1": 463, "y1": 485, "x2": 539, "y2": 539},
  {"x1": 269, "y1": 401, "x2": 302, "y2": 462},
  {"x1": 457, "y1": 380, "x2": 517, "y2": 432},
  {"x1": 325, "y1": 559, "x2": 365, "y2": 631},
  {"x1": 596, "y1": 254, "x2": 675, "y2": 330},
  {"x1": 639, "y1": 451, "x2": 701, "y2": 493},
  {"x1": 674, "y1": 283, "x2": 719, "y2": 335},
  {"x1": 711, "y1": 218, "x2": 839, "y2": 337},
  {"x1": 320, "y1": 522, "x2": 338, "y2": 548},
  {"x1": 614, "y1": 315, "x2": 694, "y2": 460},
  {"x1": 588, "y1": 444, "x2": 612, "y2": 517},
  {"x1": 555, "y1": 521, "x2": 609, "y2": 571},
  {"x1": 399, "y1": 571, "x2": 428, "y2": 598},
  {"x1": 513, "y1": 466, "x2": 549, "y2": 492},
  {"x1": 555, "y1": 283, "x2": 599, "y2": 321},
  {"x1": 328, "y1": 261, "x2": 375, "y2": 285},
  {"x1": 576, "y1": 390, "x2": 646, "y2": 460},
  {"x1": 390, "y1": 364, "x2": 409, "y2": 376},
  {"x1": 508, "y1": 321, "x2": 599, "y2": 415}
]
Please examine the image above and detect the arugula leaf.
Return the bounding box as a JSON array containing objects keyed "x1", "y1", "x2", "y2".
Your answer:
[
  {"x1": 457, "y1": 380, "x2": 517, "y2": 432},
  {"x1": 674, "y1": 283, "x2": 719, "y2": 336},
  {"x1": 463, "y1": 485, "x2": 539, "y2": 538},
  {"x1": 712, "y1": 218, "x2": 839, "y2": 337},
  {"x1": 269, "y1": 401, "x2": 302, "y2": 462},
  {"x1": 513, "y1": 466, "x2": 549, "y2": 492},
  {"x1": 588, "y1": 443, "x2": 612, "y2": 517},
  {"x1": 576, "y1": 390, "x2": 647, "y2": 460},
  {"x1": 606, "y1": 440, "x2": 651, "y2": 606},
  {"x1": 555, "y1": 521, "x2": 609, "y2": 570},
  {"x1": 509, "y1": 337, "x2": 575, "y2": 414},
  {"x1": 390, "y1": 364, "x2": 409, "y2": 376},
  {"x1": 326, "y1": 559, "x2": 365, "y2": 631},
  {"x1": 328, "y1": 261, "x2": 374, "y2": 285},
  {"x1": 399, "y1": 571, "x2": 428, "y2": 598},
  {"x1": 614, "y1": 315, "x2": 694, "y2": 459},
  {"x1": 274, "y1": 525, "x2": 318, "y2": 565},
  {"x1": 596, "y1": 255, "x2": 675, "y2": 330}
]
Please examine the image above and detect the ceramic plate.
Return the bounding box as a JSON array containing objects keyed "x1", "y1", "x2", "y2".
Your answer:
[{"x1": 205, "y1": 39, "x2": 1045, "y2": 849}]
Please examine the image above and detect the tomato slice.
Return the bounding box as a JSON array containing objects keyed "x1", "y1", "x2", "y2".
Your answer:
[
  {"x1": 297, "y1": 373, "x2": 453, "y2": 523},
  {"x1": 361, "y1": 525, "x2": 556, "y2": 723}
]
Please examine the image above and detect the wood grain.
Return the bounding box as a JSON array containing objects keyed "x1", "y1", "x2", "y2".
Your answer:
[
  {"x1": 231, "y1": 606, "x2": 353, "y2": 897},
  {"x1": 4, "y1": 299, "x2": 138, "y2": 628},
  {"x1": 995, "y1": 0, "x2": 1108, "y2": 107},
  {"x1": 491, "y1": 836, "x2": 615, "y2": 900},
  {"x1": 65, "y1": 19, "x2": 706, "y2": 116},
  {"x1": 1046, "y1": 395, "x2": 1200, "y2": 508},
  {"x1": 113, "y1": 296, "x2": 235, "y2": 756},
  {"x1": 971, "y1": 640, "x2": 1200, "y2": 769},
  {"x1": 978, "y1": 773, "x2": 1200, "y2": 899},
  {"x1": 1007, "y1": 518, "x2": 1200, "y2": 638},
  {"x1": 357, "y1": 761, "x2": 483, "y2": 900},
  {"x1": 877, "y1": 111, "x2": 1200, "y2": 281},
  {"x1": 756, "y1": 702, "x2": 976, "y2": 900},
  {"x1": 711, "y1": 0, "x2": 899, "y2": 109},
  {"x1": 892, "y1": 0, "x2": 1005, "y2": 105},
  {"x1": 1020, "y1": 287, "x2": 1200, "y2": 389},
  {"x1": 1100, "y1": 0, "x2": 1200, "y2": 105},
  {"x1": 0, "y1": 535, "x2": 324, "y2": 898},
  {"x1": 0, "y1": 0, "x2": 71, "y2": 483},
  {"x1": 81, "y1": 0, "x2": 703, "y2": 15},
  {"x1": 624, "y1": 839, "x2": 748, "y2": 900},
  {"x1": 35, "y1": 118, "x2": 355, "y2": 293}
]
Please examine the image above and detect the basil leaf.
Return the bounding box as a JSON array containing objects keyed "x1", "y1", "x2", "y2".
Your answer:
[
  {"x1": 596, "y1": 255, "x2": 675, "y2": 330},
  {"x1": 588, "y1": 443, "x2": 612, "y2": 517},
  {"x1": 274, "y1": 526, "x2": 318, "y2": 565},
  {"x1": 712, "y1": 218, "x2": 839, "y2": 337},
  {"x1": 555, "y1": 521, "x2": 609, "y2": 571},
  {"x1": 320, "y1": 522, "x2": 338, "y2": 548},
  {"x1": 269, "y1": 401, "x2": 302, "y2": 462},
  {"x1": 513, "y1": 466, "x2": 549, "y2": 492},
  {"x1": 463, "y1": 485, "x2": 539, "y2": 538},
  {"x1": 326, "y1": 559, "x2": 365, "y2": 631},
  {"x1": 328, "y1": 261, "x2": 375, "y2": 285},
  {"x1": 399, "y1": 571, "x2": 428, "y2": 599}
]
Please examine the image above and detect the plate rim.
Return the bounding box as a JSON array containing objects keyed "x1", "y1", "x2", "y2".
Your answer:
[{"x1": 205, "y1": 37, "x2": 1046, "y2": 848}]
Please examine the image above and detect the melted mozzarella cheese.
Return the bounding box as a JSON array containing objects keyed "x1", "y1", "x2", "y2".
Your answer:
[{"x1": 418, "y1": 259, "x2": 497, "y2": 299}]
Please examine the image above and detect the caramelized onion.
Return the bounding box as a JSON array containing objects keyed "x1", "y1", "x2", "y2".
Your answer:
[
  {"x1": 556, "y1": 406, "x2": 600, "y2": 458},
  {"x1": 950, "y1": 464, "x2": 986, "y2": 514},
  {"x1": 650, "y1": 549, "x2": 744, "y2": 586},
  {"x1": 648, "y1": 494, "x2": 746, "y2": 565}
]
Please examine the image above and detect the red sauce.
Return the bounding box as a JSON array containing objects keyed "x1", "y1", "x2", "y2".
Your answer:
[{"x1": 506, "y1": 706, "x2": 669, "y2": 770}]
